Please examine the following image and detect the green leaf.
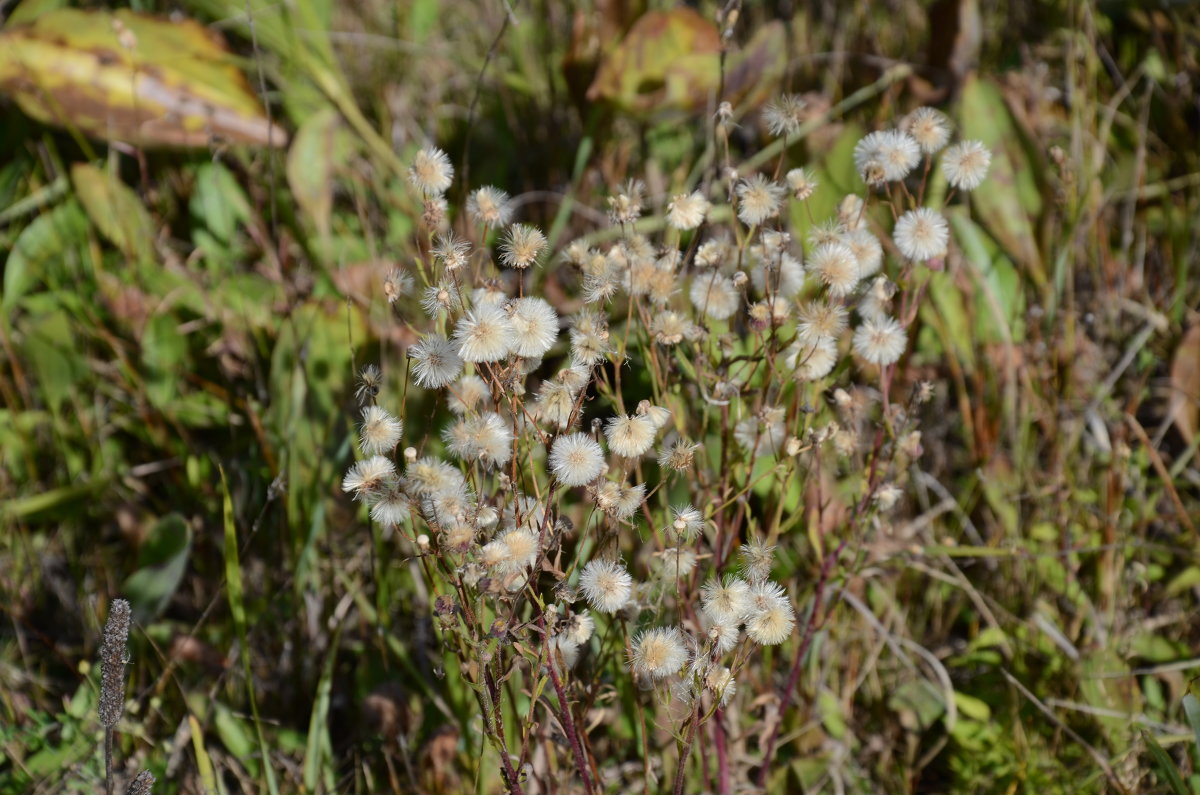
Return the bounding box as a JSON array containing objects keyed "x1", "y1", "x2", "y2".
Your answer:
[
  {"x1": 71, "y1": 163, "x2": 155, "y2": 262},
  {"x1": 303, "y1": 621, "x2": 342, "y2": 791},
  {"x1": 287, "y1": 107, "x2": 340, "y2": 253},
  {"x1": 214, "y1": 702, "x2": 256, "y2": 763},
  {"x1": 19, "y1": 306, "x2": 86, "y2": 412},
  {"x1": 1183, "y1": 694, "x2": 1200, "y2": 759},
  {"x1": 1144, "y1": 730, "x2": 1189, "y2": 795},
  {"x1": 123, "y1": 513, "x2": 192, "y2": 621},
  {"x1": 2, "y1": 199, "x2": 88, "y2": 309},
  {"x1": 190, "y1": 162, "x2": 252, "y2": 245},
  {"x1": 142, "y1": 311, "x2": 188, "y2": 408},
  {"x1": 958, "y1": 76, "x2": 1044, "y2": 283}
]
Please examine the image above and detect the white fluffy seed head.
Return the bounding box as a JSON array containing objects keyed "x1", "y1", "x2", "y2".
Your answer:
[
  {"x1": 701, "y1": 577, "x2": 751, "y2": 624},
  {"x1": 359, "y1": 406, "x2": 403, "y2": 455},
  {"x1": 467, "y1": 186, "x2": 513, "y2": 229},
  {"x1": 893, "y1": 207, "x2": 949, "y2": 261},
  {"x1": 549, "y1": 433, "x2": 605, "y2": 486},
  {"x1": 942, "y1": 140, "x2": 992, "y2": 190},
  {"x1": 629, "y1": 626, "x2": 688, "y2": 679},
  {"x1": 852, "y1": 316, "x2": 908, "y2": 366},
  {"x1": 342, "y1": 455, "x2": 397, "y2": 501},
  {"x1": 454, "y1": 304, "x2": 515, "y2": 363},
  {"x1": 408, "y1": 146, "x2": 453, "y2": 195},
  {"x1": 809, "y1": 242, "x2": 861, "y2": 298},
  {"x1": 903, "y1": 107, "x2": 952, "y2": 155},
  {"x1": 507, "y1": 297, "x2": 559, "y2": 358},
  {"x1": 579, "y1": 559, "x2": 633, "y2": 613},
  {"x1": 500, "y1": 223, "x2": 547, "y2": 269},
  {"x1": 666, "y1": 191, "x2": 710, "y2": 230},
  {"x1": 689, "y1": 272, "x2": 740, "y2": 320},
  {"x1": 604, "y1": 414, "x2": 657, "y2": 458},
  {"x1": 735, "y1": 175, "x2": 784, "y2": 226},
  {"x1": 410, "y1": 335, "x2": 464, "y2": 389}
]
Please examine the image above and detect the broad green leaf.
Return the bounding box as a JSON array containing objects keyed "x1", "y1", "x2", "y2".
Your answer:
[
  {"x1": 141, "y1": 311, "x2": 188, "y2": 408},
  {"x1": 122, "y1": 513, "x2": 192, "y2": 621},
  {"x1": 0, "y1": 9, "x2": 286, "y2": 147},
  {"x1": 214, "y1": 702, "x2": 256, "y2": 764},
  {"x1": 958, "y1": 76, "x2": 1044, "y2": 282},
  {"x1": 19, "y1": 307, "x2": 86, "y2": 412},
  {"x1": 287, "y1": 107, "x2": 352, "y2": 253},
  {"x1": 190, "y1": 162, "x2": 252, "y2": 245},
  {"x1": 71, "y1": 163, "x2": 155, "y2": 262},
  {"x1": 1183, "y1": 694, "x2": 1200, "y2": 758},
  {"x1": 2, "y1": 199, "x2": 88, "y2": 309}
]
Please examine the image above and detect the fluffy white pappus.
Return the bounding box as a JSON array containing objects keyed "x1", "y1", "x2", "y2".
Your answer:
[
  {"x1": 842, "y1": 229, "x2": 883, "y2": 280},
  {"x1": 342, "y1": 455, "x2": 397, "y2": 501},
  {"x1": 893, "y1": 207, "x2": 949, "y2": 261},
  {"x1": 689, "y1": 272, "x2": 740, "y2": 320},
  {"x1": 359, "y1": 406, "x2": 403, "y2": 455},
  {"x1": 467, "y1": 185, "x2": 513, "y2": 229},
  {"x1": 408, "y1": 146, "x2": 453, "y2": 195},
  {"x1": 549, "y1": 432, "x2": 605, "y2": 486},
  {"x1": 409, "y1": 335, "x2": 464, "y2": 389},
  {"x1": 578, "y1": 559, "x2": 633, "y2": 613},
  {"x1": 629, "y1": 626, "x2": 689, "y2": 679},
  {"x1": 666, "y1": 191, "x2": 710, "y2": 230},
  {"x1": 507, "y1": 297, "x2": 559, "y2": 358},
  {"x1": 499, "y1": 223, "x2": 547, "y2": 269},
  {"x1": 809, "y1": 241, "x2": 861, "y2": 298},
  {"x1": 903, "y1": 106, "x2": 952, "y2": 155},
  {"x1": 454, "y1": 304, "x2": 515, "y2": 363},
  {"x1": 604, "y1": 414, "x2": 657, "y2": 458},
  {"x1": 701, "y1": 577, "x2": 751, "y2": 625},
  {"x1": 942, "y1": 140, "x2": 992, "y2": 190},
  {"x1": 786, "y1": 336, "x2": 838, "y2": 381},
  {"x1": 852, "y1": 316, "x2": 908, "y2": 366},
  {"x1": 735, "y1": 175, "x2": 784, "y2": 226}
]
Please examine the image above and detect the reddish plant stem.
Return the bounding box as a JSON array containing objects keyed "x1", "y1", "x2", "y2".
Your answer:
[
  {"x1": 546, "y1": 648, "x2": 596, "y2": 795},
  {"x1": 672, "y1": 704, "x2": 701, "y2": 795},
  {"x1": 755, "y1": 537, "x2": 847, "y2": 788},
  {"x1": 484, "y1": 666, "x2": 525, "y2": 795},
  {"x1": 715, "y1": 707, "x2": 731, "y2": 795}
]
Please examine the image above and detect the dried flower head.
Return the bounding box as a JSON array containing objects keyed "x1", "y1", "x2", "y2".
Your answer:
[
  {"x1": 369, "y1": 480, "x2": 411, "y2": 527},
  {"x1": 356, "y1": 364, "x2": 383, "y2": 405},
  {"x1": 785, "y1": 167, "x2": 818, "y2": 201},
  {"x1": 605, "y1": 414, "x2": 657, "y2": 459},
  {"x1": 763, "y1": 94, "x2": 807, "y2": 137},
  {"x1": 740, "y1": 540, "x2": 777, "y2": 583},
  {"x1": 852, "y1": 316, "x2": 908, "y2": 366},
  {"x1": 689, "y1": 272, "x2": 740, "y2": 320},
  {"x1": 942, "y1": 140, "x2": 992, "y2": 190},
  {"x1": 499, "y1": 223, "x2": 547, "y2": 269},
  {"x1": 381, "y1": 271, "x2": 415, "y2": 313},
  {"x1": 903, "y1": 107, "x2": 952, "y2": 155},
  {"x1": 549, "y1": 432, "x2": 605, "y2": 486},
  {"x1": 736, "y1": 175, "x2": 785, "y2": 226},
  {"x1": 454, "y1": 304, "x2": 515, "y2": 363},
  {"x1": 893, "y1": 207, "x2": 949, "y2": 261},
  {"x1": 658, "y1": 439, "x2": 700, "y2": 471},
  {"x1": 447, "y1": 374, "x2": 490, "y2": 415},
  {"x1": 342, "y1": 456, "x2": 397, "y2": 500},
  {"x1": 796, "y1": 300, "x2": 849, "y2": 343},
  {"x1": 701, "y1": 577, "x2": 751, "y2": 625},
  {"x1": 629, "y1": 627, "x2": 688, "y2": 679},
  {"x1": 408, "y1": 145, "x2": 453, "y2": 195},
  {"x1": 666, "y1": 191, "x2": 710, "y2": 231},
  {"x1": 809, "y1": 241, "x2": 861, "y2": 298},
  {"x1": 432, "y1": 233, "x2": 471, "y2": 271},
  {"x1": 579, "y1": 559, "x2": 633, "y2": 613},
  {"x1": 607, "y1": 179, "x2": 646, "y2": 225},
  {"x1": 409, "y1": 335, "x2": 464, "y2": 389},
  {"x1": 467, "y1": 186, "x2": 514, "y2": 229},
  {"x1": 359, "y1": 406, "x2": 403, "y2": 455},
  {"x1": 508, "y1": 297, "x2": 559, "y2": 358}
]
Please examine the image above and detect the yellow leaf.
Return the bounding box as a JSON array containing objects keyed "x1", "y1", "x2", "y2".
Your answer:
[{"x1": 0, "y1": 9, "x2": 286, "y2": 148}]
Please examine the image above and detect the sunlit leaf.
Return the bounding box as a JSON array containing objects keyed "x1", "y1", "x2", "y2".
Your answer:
[
  {"x1": 70, "y1": 163, "x2": 155, "y2": 262},
  {"x1": 0, "y1": 9, "x2": 286, "y2": 148}
]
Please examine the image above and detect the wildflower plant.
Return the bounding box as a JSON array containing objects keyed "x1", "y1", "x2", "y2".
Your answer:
[{"x1": 341, "y1": 104, "x2": 991, "y2": 791}]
